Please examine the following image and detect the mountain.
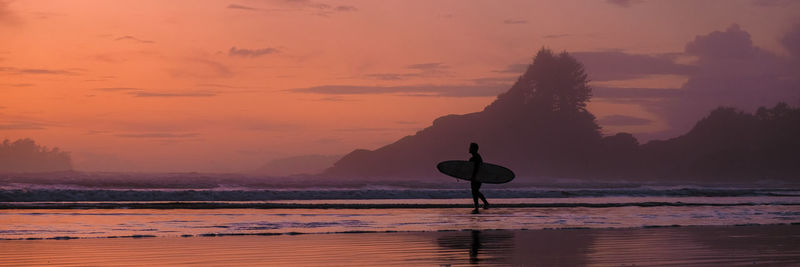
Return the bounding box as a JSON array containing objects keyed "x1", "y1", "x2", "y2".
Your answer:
[
  {"x1": 631, "y1": 103, "x2": 800, "y2": 181},
  {"x1": 325, "y1": 49, "x2": 604, "y2": 179},
  {"x1": 323, "y1": 48, "x2": 800, "y2": 182}
]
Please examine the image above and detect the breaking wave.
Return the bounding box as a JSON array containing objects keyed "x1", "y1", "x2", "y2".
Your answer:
[{"x1": 2, "y1": 187, "x2": 799, "y2": 202}]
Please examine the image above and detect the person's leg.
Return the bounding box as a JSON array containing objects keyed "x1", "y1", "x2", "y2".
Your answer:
[
  {"x1": 471, "y1": 182, "x2": 480, "y2": 213},
  {"x1": 476, "y1": 183, "x2": 489, "y2": 208},
  {"x1": 479, "y1": 192, "x2": 488, "y2": 208}
]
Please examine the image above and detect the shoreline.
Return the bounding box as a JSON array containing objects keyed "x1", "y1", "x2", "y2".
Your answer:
[
  {"x1": 3, "y1": 201, "x2": 799, "y2": 240},
  {"x1": 3, "y1": 198, "x2": 799, "y2": 209},
  {"x1": 2, "y1": 222, "x2": 799, "y2": 241}
]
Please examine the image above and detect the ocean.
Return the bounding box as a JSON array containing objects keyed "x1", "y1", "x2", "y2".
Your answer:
[
  {"x1": 2, "y1": 177, "x2": 800, "y2": 265},
  {"x1": 1, "y1": 179, "x2": 799, "y2": 240}
]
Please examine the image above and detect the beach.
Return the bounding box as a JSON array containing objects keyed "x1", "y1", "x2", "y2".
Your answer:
[
  {"x1": 2, "y1": 187, "x2": 799, "y2": 265},
  {"x1": 2, "y1": 225, "x2": 799, "y2": 266}
]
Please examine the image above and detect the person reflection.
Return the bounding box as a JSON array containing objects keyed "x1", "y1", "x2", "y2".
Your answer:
[
  {"x1": 436, "y1": 230, "x2": 514, "y2": 264},
  {"x1": 469, "y1": 230, "x2": 482, "y2": 264}
]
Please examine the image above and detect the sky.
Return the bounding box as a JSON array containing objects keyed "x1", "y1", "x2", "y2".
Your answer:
[{"x1": 1, "y1": 0, "x2": 799, "y2": 172}]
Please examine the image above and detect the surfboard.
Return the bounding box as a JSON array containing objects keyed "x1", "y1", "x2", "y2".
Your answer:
[{"x1": 436, "y1": 160, "x2": 515, "y2": 184}]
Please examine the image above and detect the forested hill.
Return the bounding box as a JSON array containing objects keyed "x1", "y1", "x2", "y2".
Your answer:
[
  {"x1": 0, "y1": 138, "x2": 72, "y2": 172},
  {"x1": 323, "y1": 48, "x2": 800, "y2": 182},
  {"x1": 629, "y1": 103, "x2": 800, "y2": 181}
]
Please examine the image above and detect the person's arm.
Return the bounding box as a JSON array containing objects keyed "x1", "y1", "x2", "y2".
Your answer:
[{"x1": 471, "y1": 159, "x2": 480, "y2": 181}]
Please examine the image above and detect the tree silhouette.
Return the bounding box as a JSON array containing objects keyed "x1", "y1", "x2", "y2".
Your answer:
[
  {"x1": 488, "y1": 48, "x2": 592, "y2": 114},
  {"x1": 0, "y1": 138, "x2": 72, "y2": 172}
]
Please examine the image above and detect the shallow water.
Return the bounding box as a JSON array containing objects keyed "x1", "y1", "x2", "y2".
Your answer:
[
  {"x1": 3, "y1": 193, "x2": 800, "y2": 266},
  {"x1": 1, "y1": 197, "x2": 799, "y2": 240}
]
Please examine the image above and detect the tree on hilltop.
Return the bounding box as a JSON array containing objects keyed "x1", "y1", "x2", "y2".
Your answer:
[{"x1": 487, "y1": 48, "x2": 593, "y2": 115}]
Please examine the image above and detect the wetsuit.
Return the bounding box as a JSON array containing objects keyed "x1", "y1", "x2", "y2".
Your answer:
[{"x1": 470, "y1": 152, "x2": 488, "y2": 209}]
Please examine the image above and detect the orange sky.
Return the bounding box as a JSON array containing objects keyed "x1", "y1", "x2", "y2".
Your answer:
[{"x1": 1, "y1": 0, "x2": 798, "y2": 172}]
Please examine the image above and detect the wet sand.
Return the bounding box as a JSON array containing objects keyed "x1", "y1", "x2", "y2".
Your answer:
[{"x1": 1, "y1": 224, "x2": 798, "y2": 266}]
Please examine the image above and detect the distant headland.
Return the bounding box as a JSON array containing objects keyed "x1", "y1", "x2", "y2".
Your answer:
[{"x1": 324, "y1": 48, "x2": 800, "y2": 182}]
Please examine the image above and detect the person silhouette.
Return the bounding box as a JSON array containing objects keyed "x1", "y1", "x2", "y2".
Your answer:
[{"x1": 469, "y1": 142, "x2": 489, "y2": 214}]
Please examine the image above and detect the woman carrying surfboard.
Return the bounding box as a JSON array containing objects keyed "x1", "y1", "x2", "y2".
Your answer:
[{"x1": 469, "y1": 143, "x2": 489, "y2": 214}]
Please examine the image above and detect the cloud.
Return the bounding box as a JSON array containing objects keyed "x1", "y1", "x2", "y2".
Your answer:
[
  {"x1": 493, "y1": 63, "x2": 528, "y2": 74},
  {"x1": 543, "y1": 34, "x2": 571, "y2": 39},
  {"x1": 780, "y1": 22, "x2": 800, "y2": 59},
  {"x1": 365, "y1": 62, "x2": 449, "y2": 81},
  {"x1": 365, "y1": 73, "x2": 419, "y2": 80},
  {"x1": 598, "y1": 115, "x2": 653, "y2": 126},
  {"x1": 594, "y1": 24, "x2": 800, "y2": 139},
  {"x1": 593, "y1": 87, "x2": 683, "y2": 100},
  {"x1": 93, "y1": 87, "x2": 218, "y2": 98},
  {"x1": 472, "y1": 76, "x2": 517, "y2": 85},
  {"x1": 291, "y1": 84, "x2": 507, "y2": 97},
  {"x1": 438, "y1": 13, "x2": 454, "y2": 19},
  {"x1": 503, "y1": 19, "x2": 527, "y2": 24},
  {"x1": 606, "y1": 0, "x2": 645, "y2": 7},
  {"x1": 301, "y1": 96, "x2": 358, "y2": 102},
  {"x1": 315, "y1": 138, "x2": 340, "y2": 145},
  {"x1": 334, "y1": 5, "x2": 357, "y2": 12},
  {"x1": 684, "y1": 24, "x2": 757, "y2": 60},
  {"x1": 0, "y1": 67, "x2": 77, "y2": 75},
  {"x1": 572, "y1": 51, "x2": 694, "y2": 81},
  {"x1": 0, "y1": 0, "x2": 19, "y2": 25},
  {"x1": 407, "y1": 62, "x2": 447, "y2": 71},
  {"x1": 95, "y1": 87, "x2": 140, "y2": 92},
  {"x1": 751, "y1": 0, "x2": 795, "y2": 7},
  {"x1": 244, "y1": 123, "x2": 297, "y2": 132},
  {"x1": 84, "y1": 130, "x2": 110, "y2": 135},
  {"x1": 228, "y1": 46, "x2": 279, "y2": 58},
  {"x1": 227, "y1": 4, "x2": 259, "y2": 10},
  {"x1": 114, "y1": 132, "x2": 199, "y2": 138},
  {"x1": 115, "y1": 35, "x2": 155, "y2": 44},
  {"x1": 238, "y1": 0, "x2": 357, "y2": 16},
  {"x1": 282, "y1": 0, "x2": 340, "y2": 9},
  {"x1": 18, "y1": 69, "x2": 73, "y2": 75},
  {"x1": 0, "y1": 121, "x2": 48, "y2": 130},
  {"x1": 296, "y1": 1, "x2": 358, "y2": 16},
  {"x1": 653, "y1": 24, "x2": 800, "y2": 131},
  {"x1": 3, "y1": 83, "x2": 33, "y2": 87},
  {"x1": 196, "y1": 83, "x2": 246, "y2": 88},
  {"x1": 194, "y1": 58, "x2": 233, "y2": 76},
  {"x1": 171, "y1": 58, "x2": 233, "y2": 78},
  {"x1": 317, "y1": 96, "x2": 351, "y2": 101},
  {"x1": 128, "y1": 91, "x2": 218, "y2": 98},
  {"x1": 0, "y1": 1, "x2": 10, "y2": 16},
  {"x1": 334, "y1": 127, "x2": 400, "y2": 132}
]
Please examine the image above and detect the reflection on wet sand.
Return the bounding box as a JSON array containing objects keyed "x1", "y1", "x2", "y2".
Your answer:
[
  {"x1": 587, "y1": 225, "x2": 800, "y2": 266},
  {"x1": 436, "y1": 230, "x2": 514, "y2": 264},
  {"x1": 0, "y1": 225, "x2": 798, "y2": 266},
  {"x1": 435, "y1": 229, "x2": 596, "y2": 265}
]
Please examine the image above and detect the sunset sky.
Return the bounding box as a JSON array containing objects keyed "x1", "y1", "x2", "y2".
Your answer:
[{"x1": 1, "y1": 0, "x2": 799, "y2": 172}]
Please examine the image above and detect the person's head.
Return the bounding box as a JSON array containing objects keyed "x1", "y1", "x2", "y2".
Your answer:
[{"x1": 469, "y1": 142, "x2": 479, "y2": 153}]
